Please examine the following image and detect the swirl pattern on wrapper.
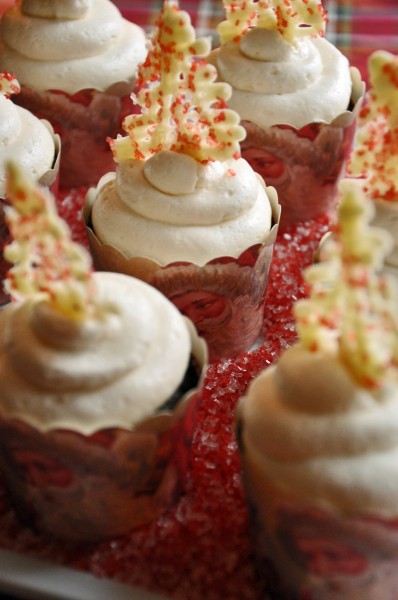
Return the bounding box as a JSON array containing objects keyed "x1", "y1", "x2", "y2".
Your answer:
[{"x1": 0, "y1": 0, "x2": 147, "y2": 93}]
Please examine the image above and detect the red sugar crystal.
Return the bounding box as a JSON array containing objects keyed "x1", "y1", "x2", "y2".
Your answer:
[{"x1": 0, "y1": 190, "x2": 331, "y2": 600}]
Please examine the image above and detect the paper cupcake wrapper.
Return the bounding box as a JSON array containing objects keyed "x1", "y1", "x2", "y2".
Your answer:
[
  {"x1": 84, "y1": 184, "x2": 281, "y2": 362},
  {"x1": 0, "y1": 321, "x2": 207, "y2": 543},
  {"x1": 240, "y1": 68, "x2": 365, "y2": 229},
  {"x1": 236, "y1": 422, "x2": 398, "y2": 600},
  {"x1": 14, "y1": 81, "x2": 136, "y2": 188},
  {"x1": 0, "y1": 123, "x2": 60, "y2": 306}
]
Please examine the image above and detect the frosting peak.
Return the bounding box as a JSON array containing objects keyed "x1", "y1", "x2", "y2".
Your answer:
[
  {"x1": 0, "y1": 73, "x2": 55, "y2": 198},
  {"x1": 0, "y1": 272, "x2": 193, "y2": 433},
  {"x1": 21, "y1": 0, "x2": 91, "y2": 19}
]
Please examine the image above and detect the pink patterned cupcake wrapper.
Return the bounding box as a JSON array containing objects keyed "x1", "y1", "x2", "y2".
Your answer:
[
  {"x1": 84, "y1": 187, "x2": 281, "y2": 362},
  {"x1": 15, "y1": 83, "x2": 137, "y2": 188},
  {"x1": 0, "y1": 385, "x2": 203, "y2": 544},
  {"x1": 238, "y1": 448, "x2": 398, "y2": 600}
]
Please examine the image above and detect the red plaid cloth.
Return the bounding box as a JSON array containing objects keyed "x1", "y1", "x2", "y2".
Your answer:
[
  {"x1": 0, "y1": 1, "x2": 396, "y2": 80},
  {"x1": 113, "y1": 0, "x2": 398, "y2": 82}
]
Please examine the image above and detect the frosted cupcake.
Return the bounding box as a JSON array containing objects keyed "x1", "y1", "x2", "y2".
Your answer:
[
  {"x1": 84, "y1": 1, "x2": 280, "y2": 363},
  {"x1": 237, "y1": 179, "x2": 398, "y2": 599},
  {"x1": 211, "y1": 0, "x2": 365, "y2": 227},
  {"x1": 0, "y1": 71, "x2": 60, "y2": 305},
  {"x1": 349, "y1": 50, "x2": 398, "y2": 274},
  {"x1": 0, "y1": 0, "x2": 147, "y2": 188},
  {"x1": 0, "y1": 163, "x2": 206, "y2": 543}
]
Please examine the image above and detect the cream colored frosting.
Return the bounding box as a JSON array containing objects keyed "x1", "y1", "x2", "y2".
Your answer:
[
  {"x1": 0, "y1": 271, "x2": 193, "y2": 433},
  {"x1": 0, "y1": 0, "x2": 147, "y2": 93},
  {"x1": 91, "y1": 151, "x2": 273, "y2": 266},
  {"x1": 21, "y1": 0, "x2": 91, "y2": 19},
  {"x1": 372, "y1": 198, "x2": 398, "y2": 268},
  {"x1": 240, "y1": 344, "x2": 398, "y2": 516},
  {"x1": 213, "y1": 29, "x2": 352, "y2": 129},
  {"x1": 0, "y1": 96, "x2": 55, "y2": 198}
]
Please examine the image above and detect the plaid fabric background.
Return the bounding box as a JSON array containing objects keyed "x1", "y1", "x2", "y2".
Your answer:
[
  {"x1": 0, "y1": 1, "x2": 396, "y2": 80},
  {"x1": 113, "y1": 0, "x2": 398, "y2": 82}
]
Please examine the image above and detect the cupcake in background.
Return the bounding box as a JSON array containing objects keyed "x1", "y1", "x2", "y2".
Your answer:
[
  {"x1": 0, "y1": 71, "x2": 60, "y2": 305},
  {"x1": 211, "y1": 0, "x2": 364, "y2": 228},
  {"x1": 0, "y1": 162, "x2": 206, "y2": 543},
  {"x1": 236, "y1": 178, "x2": 398, "y2": 599},
  {"x1": 0, "y1": 0, "x2": 147, "y2": 188},
  {"x1": 349, "y1": 50, "x2": 398, "y2": 274},
  {"x1": 85, "y1": 0, "x2": 280, "y2": 363}
]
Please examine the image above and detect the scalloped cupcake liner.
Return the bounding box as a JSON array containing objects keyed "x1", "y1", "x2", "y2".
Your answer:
[
  {"x1": 84, "y1": 184, "x2": 281, "y2": 362},
  {"x1": 239, "y1": 68, "x2": 365, "y2": 229},
  {"x1": 13, "y1": 82, "x2": 137, "y2": 189},
  {"x1": 0, "y1": 321, "x2": 207, "y2": 543},
  {"x1": 237, "y1": 426, "x2": 398, "y2": 600}
]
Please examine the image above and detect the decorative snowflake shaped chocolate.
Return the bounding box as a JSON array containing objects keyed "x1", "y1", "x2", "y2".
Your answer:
[
  {"x1": 218, "y1": 0, "x2": 327, "y2": 44},
  {"x1": 111, "y1": 0, "x2": 245, "y2": 164},
  {"x1": 295, "y1": 179, "x2": 398, "y2": 389},
  {"x1": 349, "y1": 51, "x2": 398, "y2": 202},
  {"x1": 3, "y1": 163, "x2": 110, "y2": 321},
  {"x1": 0, "y1": 71, "x2": 20, "y2": 98}
]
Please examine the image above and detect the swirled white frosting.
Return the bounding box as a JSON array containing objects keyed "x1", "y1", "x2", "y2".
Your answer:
[
  {"x1": 0, "y1": 272, "x2": 192, "y2": 433},
  {"x1": 372, "y1": 198, "x2": 398, "y2": 269},
  {"x1": 91, "y1": 151, "x2": 273, "y2": 266},
  {"x1": 240, "y1": 344, "x2": 398, "y2": 516},
  {"x1": 0, "y1": 0, "x2": 147, "y2": 93},
  {"x1": 0, "y1": 95, "x2": 55, "y2": 197},
  {"x1": 213, "y1": 29, "x2": 352, "y2": 129}
]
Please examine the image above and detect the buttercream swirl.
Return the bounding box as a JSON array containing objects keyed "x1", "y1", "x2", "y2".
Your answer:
[
  {"x1": 240, "y1": 344, "x2": 398, "y2": 516},
  {"x1": 214, "y1": 29, "x2": 352, "y2": 129},
  {"x1": 91, "y1": 152, "x2": 273, "y2": 266},
  {"x1": 0, "y1": 96, "x2": 55, "y2": 197},
  {"x1": 0, "y1": 272, "x2": 192, "y2": 433},
  {"x1": 0, "y1": 0, "x2": 147, "y2": 93}
]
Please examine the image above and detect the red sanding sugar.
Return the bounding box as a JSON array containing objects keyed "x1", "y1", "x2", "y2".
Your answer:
[{"x1": 0, "y1": 188, "x2": 331, "y2": 600}]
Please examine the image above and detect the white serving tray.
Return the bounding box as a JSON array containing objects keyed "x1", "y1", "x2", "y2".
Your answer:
[{"x1": 0, "y1": 549, "x2": 169, "y2": 600}]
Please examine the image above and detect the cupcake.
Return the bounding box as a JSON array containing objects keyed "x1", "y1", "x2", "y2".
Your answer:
[
  {"x1": 0, "y1": 71, "x2": 60, "y2": 305},
  {"x1": 0, "y1": 162, "x2": 206, "y2": 543},
  {"x1": 349, "y1": 50, "x2": 398, "y2": 274},
  {"x1": 236, "y1": 179, "x2": 398, "y2": 599},
  {"x1": 211, "y1": 0, "x2": 365, "y2": 228},
  {"x1": 0, "y1": 0, "x2": 147, "y2": 188},
  {"x1": 84, "y1": 0, "x2": 280, "y2": 363}
]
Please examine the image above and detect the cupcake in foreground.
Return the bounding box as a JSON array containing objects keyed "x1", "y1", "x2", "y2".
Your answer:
[
  {"x1": 237, "y1": 179, "x2": 398, "y2": 599},
  {"x1": 84, "y1": 0, "x2": 280, "y2": 363},
  {"x1": 349, "y1": 50, "x2": 398, "y2": 273},
  {"x1": 0, "y1": 163, "x2": 206, "y2": 543},
  {"x1": 0, "y1": 71, "x2": 60, "y2": 305},
  {"x1": 211, "y1": 0, "x2": 364, "y2": 227},
  {"x1": 0, "y1": 0, "x2": 147, "y2": 188}
]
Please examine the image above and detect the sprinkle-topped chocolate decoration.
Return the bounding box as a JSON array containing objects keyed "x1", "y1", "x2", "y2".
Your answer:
[
  {"x1": 294, "y1": 179, "x2": 398, "y2": 389},
  {"x1": 111, "y1": 0, "x2": 245, "y2": 164},
  {"x1": 3, "y1": 163, "x2": 110, "y2": 321},
  {"x1": 349, "y1": 51, "x2": 398, "y2": 202},
  {"x1": 218, "y1": 0, "x2": 327, "y2": 44},
  {"x1": 0, "y1": 71, "x2": 20, "y2": 98}
]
